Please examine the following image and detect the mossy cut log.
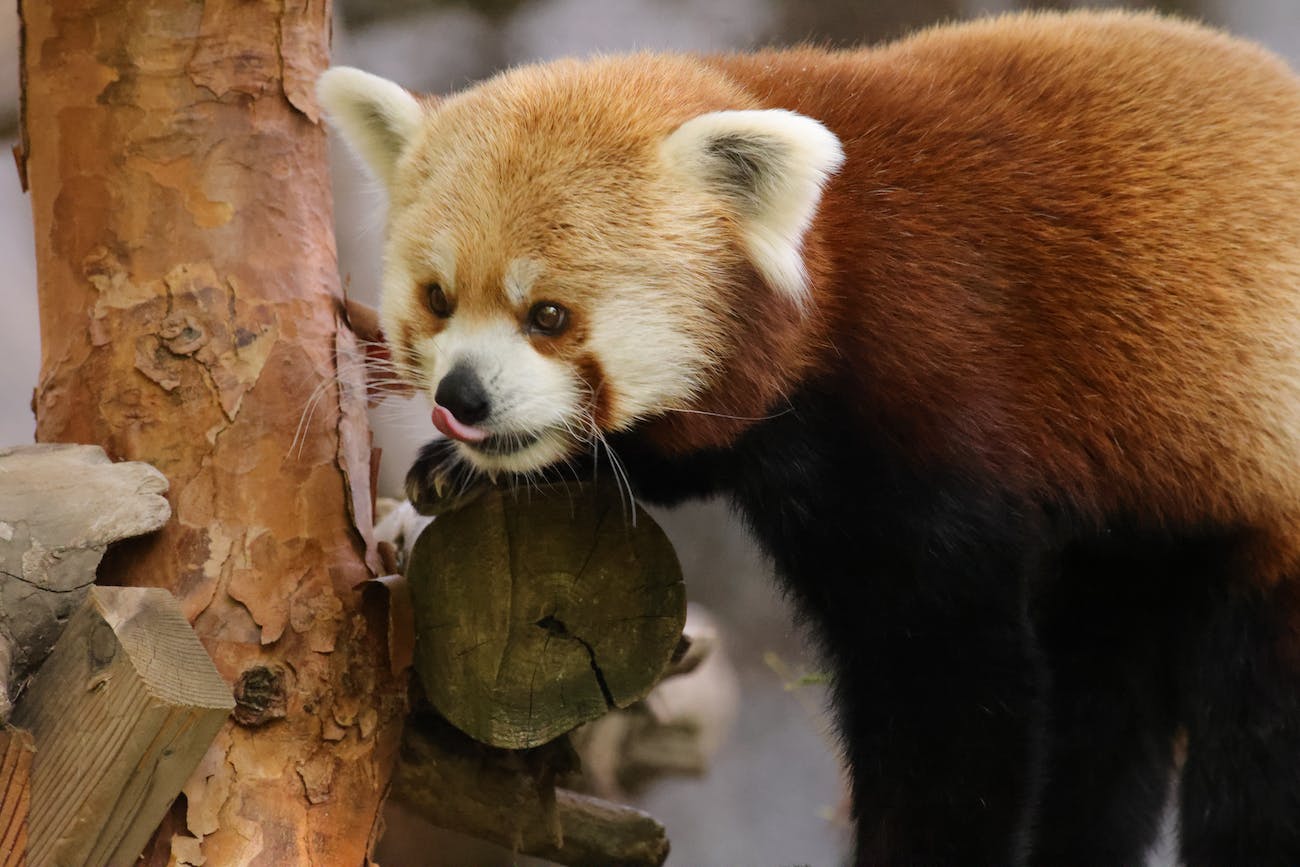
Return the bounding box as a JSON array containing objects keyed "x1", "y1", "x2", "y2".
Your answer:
[{"x1": 408, "y1": 481, "x2": 687, "y2": 749}]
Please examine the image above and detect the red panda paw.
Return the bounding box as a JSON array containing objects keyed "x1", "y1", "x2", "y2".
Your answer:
[{"x1": 404, "y1": 439, "x2": 493, "y2": 517}]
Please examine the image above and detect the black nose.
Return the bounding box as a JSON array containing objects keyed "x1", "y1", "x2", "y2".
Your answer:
[{"x1": 434, "y1": 363, "x2": 491, "y2": 426}]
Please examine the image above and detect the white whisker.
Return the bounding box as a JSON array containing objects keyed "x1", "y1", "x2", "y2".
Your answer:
[{"x1": 671, "y1": 406, "x2": 792, "y2": 422}]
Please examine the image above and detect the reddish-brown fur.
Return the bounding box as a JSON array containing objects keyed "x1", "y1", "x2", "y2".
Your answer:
[{"x1": 635, "y1": 13, "x2": 1300, "y2": 582}]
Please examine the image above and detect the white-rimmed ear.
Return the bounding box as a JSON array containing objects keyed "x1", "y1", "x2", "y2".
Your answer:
[
  {"x1": 317, "y1": 67, "x2": 424, "y2": 187},
  {"x1": 662, "y1": 110, "x2": 844, "y2": 308}
]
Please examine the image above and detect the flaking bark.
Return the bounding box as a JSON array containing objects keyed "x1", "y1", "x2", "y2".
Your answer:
[{"x1": 21, "y1": 1, "x2": 404, "y2": 863}]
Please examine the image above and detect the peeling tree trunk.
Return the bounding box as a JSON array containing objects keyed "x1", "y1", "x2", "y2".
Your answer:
[{"x1": 21, "y1": 1, "x2": 404, "y2": 863}]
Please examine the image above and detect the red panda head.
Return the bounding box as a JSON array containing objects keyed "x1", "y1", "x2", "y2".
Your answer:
[{"x1": 318, "y1": 57, "x2": 843, "y2": 474}]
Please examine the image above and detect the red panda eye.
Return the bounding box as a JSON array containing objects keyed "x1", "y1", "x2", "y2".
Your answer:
[
  {"x1": 529, "y1": 302, "x2": 568, "y2": 335},
  {"x1": 426, "y1": 283, "x2": 451, "y2": 318}
]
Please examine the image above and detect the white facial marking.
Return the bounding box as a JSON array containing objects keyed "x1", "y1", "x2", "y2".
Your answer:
[
  {"x1": 418, "y1": 318, "x2": 586, "y2": 472},
  {"x1": 504, "y1": 257, "x2": 543, "y2": 308},
  {"x1": 412, "y1": 231, "x2": 458, "y2": 291},
  {"x1": 586, "y1": 286, "x2": 713, "y2": 428}
]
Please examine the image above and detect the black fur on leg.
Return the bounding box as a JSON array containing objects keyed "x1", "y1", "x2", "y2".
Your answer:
[
  {"x1": 1177, "y1": 568, "x2": 1300, "y2": 867},
  {"x1": 684, "y1": 385, "x2": 1048, "y2": 866},
  {"x1": 1029, "y1": 527, "x2": 1193, "y2": 867},
  {"x1": 837, "y1": 598, "x2": 1046, "y2": 867}
]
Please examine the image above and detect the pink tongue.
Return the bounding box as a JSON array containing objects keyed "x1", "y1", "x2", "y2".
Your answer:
[{"x1": 431, "y1": 405, "x2": 490, "y2": 443}]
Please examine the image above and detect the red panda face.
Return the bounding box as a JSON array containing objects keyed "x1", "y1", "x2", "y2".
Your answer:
[
  {"x1": 318, "y1": 59, "x2": 843, "y2": 473},
  {"x1": 378, "y1": 212, "x2": 728, "y2": 474}
]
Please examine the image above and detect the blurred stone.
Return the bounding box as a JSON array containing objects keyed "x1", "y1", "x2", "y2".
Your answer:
[
  {"x1": 339, "y1": 0, "x2": 527, "y2": 29},
  {"x1": 571, "y1": 603, "x2": 740, "y2": 799},
  {"x1": 776, "y1": 0, "x2": 962, "y2": 46},
  {"x1": 504, "y1": 0, "x2": 774, "y2": 60}
]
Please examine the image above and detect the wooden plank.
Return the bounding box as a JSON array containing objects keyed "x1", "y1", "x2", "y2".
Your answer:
[
  {"x1": 11, "y1": 586, "x2": 233, "y2": 867},
  {"x1": 0, "y1": 728, "x2": 33, "y2": 867}
]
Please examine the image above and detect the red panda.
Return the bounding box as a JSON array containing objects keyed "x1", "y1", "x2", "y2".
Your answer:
[{"x1": 319, "y1": 10, "x2": 1300, "y2": 866}]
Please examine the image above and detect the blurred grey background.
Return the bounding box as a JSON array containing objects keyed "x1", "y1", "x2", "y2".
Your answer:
[{"x1": 3, "y1": 1, "x2": 1298, "y2": 865}]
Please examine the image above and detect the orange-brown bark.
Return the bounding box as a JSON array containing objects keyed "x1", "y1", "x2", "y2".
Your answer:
[{"x1": 22, "y1": 1, "x2": 404, "y2": 863}]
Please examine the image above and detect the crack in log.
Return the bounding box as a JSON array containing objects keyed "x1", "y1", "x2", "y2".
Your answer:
[
  {"x1": 1, "y1": 568, "x2": 95, "y2": 594},
  {"x1": 534, "y1": 615, "x2": 615, "y2": 709}
]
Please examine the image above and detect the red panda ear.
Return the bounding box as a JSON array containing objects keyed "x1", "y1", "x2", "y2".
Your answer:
[
  {"x1": 317, "y1": 67, "x2": 427, "y2": 189},
  {"x1": 662, "y1": 109, "x2": 844, "y2": 309}
]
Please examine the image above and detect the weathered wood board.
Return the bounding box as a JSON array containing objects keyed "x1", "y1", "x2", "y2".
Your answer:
[
  {"x1": 11, "y1": 586, "x2": 233, "y2": 867},
  {"x1": 0, "y1": 728, "x2": 34, "y2": 867}
]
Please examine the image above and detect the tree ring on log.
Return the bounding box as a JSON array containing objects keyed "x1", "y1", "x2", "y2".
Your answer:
[{"x1": 407, "y1": 480, "x2": 686, "y2": 749}]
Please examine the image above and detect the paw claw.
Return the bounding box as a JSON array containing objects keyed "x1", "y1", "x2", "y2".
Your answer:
[{"x1": 405, "y1": 438, "x2": 493, "y2": 516}]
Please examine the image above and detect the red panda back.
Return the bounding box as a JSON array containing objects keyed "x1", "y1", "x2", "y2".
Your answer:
[{"x1": 703, "y1": 12, "x2": 1300, "y2": 548}]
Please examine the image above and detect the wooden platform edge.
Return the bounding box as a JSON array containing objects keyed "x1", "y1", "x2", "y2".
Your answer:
[
  {"x1": 0, "y1": 728, "x2": 34, "y2": 867},
  {"x1": 11, "y1": 586, "x2": 233, "y2": 867}
]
